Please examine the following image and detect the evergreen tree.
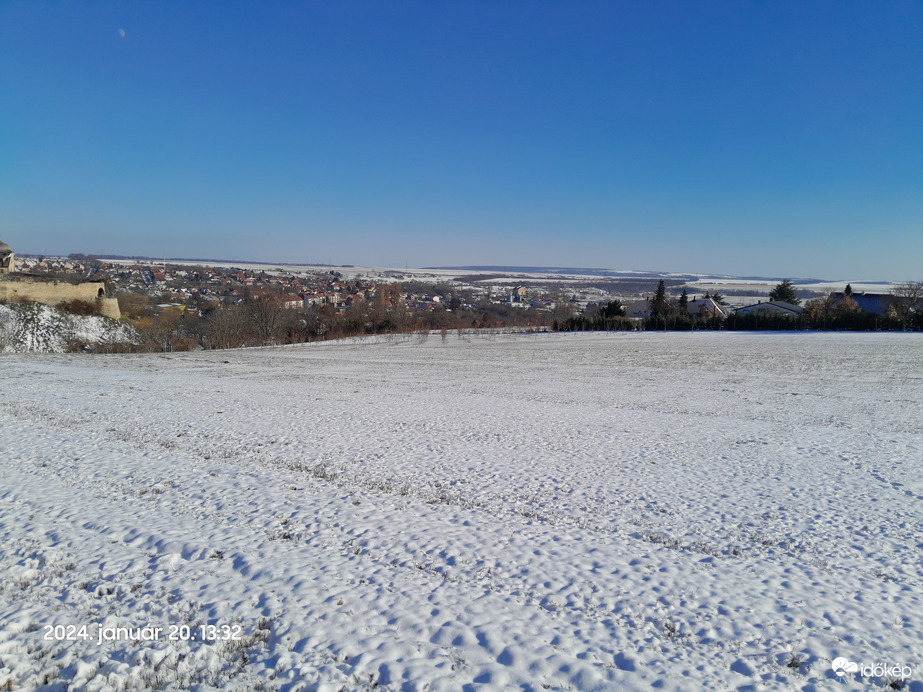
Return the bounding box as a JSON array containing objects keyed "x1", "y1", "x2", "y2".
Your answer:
[
  {"x1": 844, "y1": 284, "x2": 853, "y2": 297},
  {"x1": 678, "y1": 288, "x2": 689, "y2": 314},
  {"x1": 600, "y1": 299, "x2": 625, "y2": 318},
  {"x1": 769, "y1": 279, "x2": 800, "y2": 305},
  {"x1": 649, "y1": 280, "x2": 668, "y2": 322}
]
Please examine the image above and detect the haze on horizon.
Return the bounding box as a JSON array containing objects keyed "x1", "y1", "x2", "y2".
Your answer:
[{"x1": 1, "y1": 2, "x2": 921, "y2": 281}]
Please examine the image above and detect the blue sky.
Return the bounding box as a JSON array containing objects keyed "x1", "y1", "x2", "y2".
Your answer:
[{"x1": 2, "y1": 1, "x2": 921, "y2": 279}]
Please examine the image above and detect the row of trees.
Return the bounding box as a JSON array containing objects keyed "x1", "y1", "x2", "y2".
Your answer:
[
  {"x1": 735, "y1": 280, "x2": 921, "y2": 331},
  {"x1": 122, "y1": 290, "x2": 557, "y2": 352},
  {"x1": 555, "y1": 279, "x2": 923, "y2": 333},
  {"x1": 52, "y1": 277, "x2": 923, "y2": 352},
  {"x1": 555, "y1": 300, "x2": 636, "y2": 331},
  {"x1": 643, "y1": 281, "x2": 729, "y2": 330},
  {"x1": 724, "y1": 305, "x2": 923, "y2": 331}
]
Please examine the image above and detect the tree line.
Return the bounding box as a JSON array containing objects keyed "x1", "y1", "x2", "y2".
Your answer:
[
  {"x1": 118, "y1": 288, "x2": 557, "y2": 352},
  {"x1": 556, "y1": 279, "x2": 923, "y2": 333},
  {"x1": 37, "y1": 277, "x2": 923, "y2": 353}
]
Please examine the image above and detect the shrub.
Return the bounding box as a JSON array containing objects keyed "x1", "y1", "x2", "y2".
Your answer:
[{"x1": 59, "y1": 299, "x2": 98, "y2": 316}]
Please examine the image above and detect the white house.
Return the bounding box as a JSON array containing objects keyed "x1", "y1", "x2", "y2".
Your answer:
[{"x1": 735, "y1": 300, "x2": 803, "y2": 317}]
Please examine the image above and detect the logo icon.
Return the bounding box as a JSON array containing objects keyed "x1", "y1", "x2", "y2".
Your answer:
[{"x1": 832, "y1": 657, "x2": 859, "y2": 677}]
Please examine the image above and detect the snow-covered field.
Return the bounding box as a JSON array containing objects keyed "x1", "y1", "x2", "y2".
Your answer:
[{"x1": 2, "y1": 332, "x2": 921, "y2": 691}]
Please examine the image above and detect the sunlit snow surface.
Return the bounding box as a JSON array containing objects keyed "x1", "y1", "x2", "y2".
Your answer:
[{"x1": 2, "y1": 332, "x2": 922, "y2": 691}]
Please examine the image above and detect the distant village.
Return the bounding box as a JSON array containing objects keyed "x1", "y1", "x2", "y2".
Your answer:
[
  {"x1": 2, "y1": 242, "x2": 921, "y2": 352},
  {"x1": 4, "y1": 252, "x2": 626, "y2": 318}
]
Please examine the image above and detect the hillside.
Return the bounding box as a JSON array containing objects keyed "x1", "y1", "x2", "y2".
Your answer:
[{"x1": 0, "y1": 301, "x2": 138, "y2": 353}]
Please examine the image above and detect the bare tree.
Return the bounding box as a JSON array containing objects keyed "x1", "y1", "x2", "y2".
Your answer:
[
  {"x1": 203, "y1": 305, "x2": 248, "y2": 349},
  {"x1": 803, "y1": 292, "x2": 858, "y2": 328},
  {"x1": 245, "y1": 294, "x2": 292, "y2": 345},
  {"x1": 888, "y1": 281, "x2": 923, "y2": 322},
  {"x1": 551, "y1": 292, "x2": 576, "y2": 325},
  {"x1": 802, "y1": 294, "x2": 837, "y2": 329}
]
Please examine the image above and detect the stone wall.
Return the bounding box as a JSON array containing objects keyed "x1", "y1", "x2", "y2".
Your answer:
[{"x1": 0, "y1": 277, "x2": 121, "y2": 319}]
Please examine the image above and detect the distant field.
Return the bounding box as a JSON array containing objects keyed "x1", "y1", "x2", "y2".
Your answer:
[{"x1": 2, "y1": 332, "x2": 921, "y2": 691}]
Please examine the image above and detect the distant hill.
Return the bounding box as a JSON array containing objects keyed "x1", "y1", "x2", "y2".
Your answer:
[
  {"x1": 19, "y1": 254, "x2": 838, "y2": 284},
  {"x1": 426, "y1": 266, "x2": 827, "y2": 283}
]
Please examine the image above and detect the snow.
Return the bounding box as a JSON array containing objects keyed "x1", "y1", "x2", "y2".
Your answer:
[
  {"x1": 0, "y1": 302, "x2": 138, "y2": 354},
  {"x1": 1, "y1": 331, "x2": 921, "y2": 691}
]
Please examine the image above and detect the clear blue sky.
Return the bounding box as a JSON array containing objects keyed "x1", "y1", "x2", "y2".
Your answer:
[{"x1": 2, "y1": 1, "x2": 921, "y2": 279}]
